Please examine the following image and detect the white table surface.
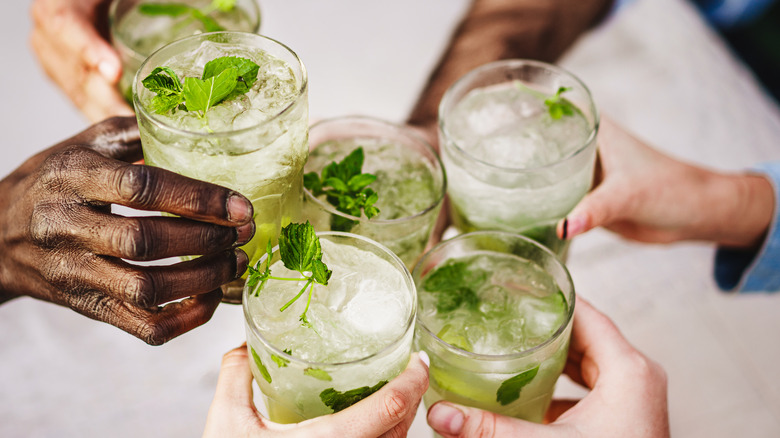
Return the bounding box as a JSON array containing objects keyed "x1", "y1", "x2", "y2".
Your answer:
[{"x1": 2, "y1": 0, "x2": 780, "y2": 436}]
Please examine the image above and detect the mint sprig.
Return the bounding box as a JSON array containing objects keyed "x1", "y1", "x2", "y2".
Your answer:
[
  {"x1": 320, "y1": 380, "x2": 388, "y2": 412},
  {"x1": 304, "y1": 147, "x2": 380, "y2": 232},
  {"x1": 422, "y1": 261, "x2": 486, "y2": 314},
  {"x1": 544, "y1": 86, "x2": 576, "y2": 120},
  {"x1": 246, "y1": 222, "x2": 332, "y2": 327},
  {"x1": 141, "y1": 56, "x2": 259, "y2": 119},
  {"x1": 138, "y1": 0, "x2": 237, "y2": 32}
]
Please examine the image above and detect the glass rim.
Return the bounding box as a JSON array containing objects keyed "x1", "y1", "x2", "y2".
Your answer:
[
  {"x1": 438, "y1": 59, "x2": 600, "y2": 173},
  {"x1": 303, "y1": 115, "x2": 447, "y2": 224},
  {"x1": 132, "y1": 31, "x2": 308, "y2": 141},
  {"x1": 413, "y1": 230, "x2": 576, "y2": 362},
  {"x1": 109, "y1": 0, "x2": 262, "y2": 64},
  {"x1": 242, "y1": 231, "x2": 418, "y2": 368}
]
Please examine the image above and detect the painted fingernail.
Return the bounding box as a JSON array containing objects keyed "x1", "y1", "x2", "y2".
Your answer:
[
  {"x1": 235, "y1": 249, "x2": 249, "y2": 278},
  {"x1": 227, "y1": 194, "x2": 252, "y2": 223},
  {"x1": 235, "y1": 221, "x2": 255, "y2": 246},
  {"x1": 427, "y1": 402, "x2": 465, "y2": 435},
  {"x1": 562, "y1": 218, "x2": 569, "y2": 240},
  {"x1": 566, "y1": 215, "x2": 586, "y2": 238},
  {"x1": 418, "y1": 351, "x2": 430, "y2": 368}
]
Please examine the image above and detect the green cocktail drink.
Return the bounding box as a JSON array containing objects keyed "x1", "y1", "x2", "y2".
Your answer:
[
  {"x1": 110, "y1": 0, "x2": 261, "y2": 101},
  {"x1": 439, "y1": 60, "x2": 598, "y2": 255},
  {"x1": 243, "y1": 230, "x2": 416, "y2": 423},
  {"x1": 133, "y1": 32, "x2": 308, "y2": 301},
  {"x1": 303, "y1": 116, "x2": 446, "y2": 269},
  {"x1": 414, "y1": 231, "x2": 575, "y2": 423}
]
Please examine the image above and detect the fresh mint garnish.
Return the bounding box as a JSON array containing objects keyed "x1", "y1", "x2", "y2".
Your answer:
[
  {"x1": 246, "y1": 222, "x2": 332, "y2": 327},
  {"x1": 138, "y1": 0, "x2": 236, "y2": 32},
  {"x1": 142, "y1": 56, "x2": 260, "y2": 120},
  {"x1": 271, "y1": 348, "x2": 292, "y2": 368},
  {"x1": 304, "y1": 147, "x2": 380, "y2": 232},
  {"x1": 544, "y1": 87, "x2": 576, "y2": 120},
  {"x1": 320, "y1": 380, "x2": 388, "y2": 412},
  {"x1": 496, "y1": 365, "x2": 539, "y2": 405},
  {"x1": 304, "y1": 368, "x2": 333, "y2": 381},
  {"x1": 250, "y1": 346, "x2": 272, "y2": 384},
  {"x1": 422, "y1": 261, "x2": 486, "y2": 314}
]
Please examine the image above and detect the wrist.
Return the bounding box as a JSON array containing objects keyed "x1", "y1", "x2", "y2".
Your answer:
[{"x1": 696, "y1": 171, "x2": 774, "y2": 248}]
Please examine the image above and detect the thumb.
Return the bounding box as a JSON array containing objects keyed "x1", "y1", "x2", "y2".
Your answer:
[
  {"x1": 211, "y1": 345, "x2": 254, "y2": 410},
  {"x1": 426, "y1": 401, "x2": 554, "y2": 438},
  {"x1": 559, "y1": 180, "x2": 631, "y2": 239}
]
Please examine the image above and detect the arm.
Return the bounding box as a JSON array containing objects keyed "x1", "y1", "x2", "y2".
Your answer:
[
  {"x1": 0, "y1": 117, "x2": 255, "y2": 344},
  {"x1": 407, "y1": 0, "x2": 614, "y2": 138}
]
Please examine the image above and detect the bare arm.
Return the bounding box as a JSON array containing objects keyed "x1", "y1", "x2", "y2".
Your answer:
[{"x1": 407, "y1": 0, "x2": 614, "y2": 138}]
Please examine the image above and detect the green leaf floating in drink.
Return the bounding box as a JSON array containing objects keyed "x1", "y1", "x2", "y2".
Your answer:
[
  {"x1": 304, "y1": 147, "x2": 381, "y2": 232},
  {"x1": 271, "y1": 349, "x2": 292, "y2": 368},
  {"x1": 139, "y1": 0, "x2": 237, "y2": 32},
  {"x1": 421, "y1": 261, "x2": 486, "y2": 314},
  {"x1": 544, "y1": 87, "x2": 576, "y2": 120},
  {"x1": 496, "y1": 365, "x2": 540, "y2": 406},
  {"x1": 141, "y1": 55, "x2": 260, "y2": 130},
  {"x1": 246, "y1": 222, "x2": 333, "y2": 327},
  {"x1": 250, "y1": 346, "x2": 272, "y2": 384},
  {"x1": 304, "y1": 368, "x2": 333, "y2": 381},
  {"x1": 320, "y1": 380, "x2": 388, "y2": 413}
]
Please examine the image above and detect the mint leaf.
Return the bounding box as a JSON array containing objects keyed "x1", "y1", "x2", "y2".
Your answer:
[
  {"x1": 142, "y1": 66, "x2": 183, "y2": 95},
  {"x1": 304, "y1": 368, "x2": 332, "y2": 381},
  {"x1": 545, "y1": 87, "x2": 576, "y2": 120},
  {"x1": 250, "y1": 347, "x2": 272, "y2": 384},
  {"x1": 271, "y1": 349, "x2": 291, "y2": 368},
  {"x1": 496, "y1": 365, "x2": 539, "y2": 405},
  {"x1": 279, "y1": 222, "x2": 322, "y2": 273},
  {"x1": 422, "y1": 261, "x2": 486, "y2": 313},
  {"x1": 138, "y1": 3, "x2": 192, "y2": 16},
  {"x1": 149, "y1": 94, "x2": 185, "y2": 114},
  {"x1": 311, "y1": 259, "x2": 332, "y2": 285},
  {"x1": 190, "y1": 8, "x2": 225, "y2": 32},
  {"x1": 320, "y1": 380, "x2": 388, "y2": 413},
  {"x1": 211, "y1": 0, "x2": 237, "y2": 12},
  {"x1": 183, "y1": 67, "x2": 238, "y2": 115}
]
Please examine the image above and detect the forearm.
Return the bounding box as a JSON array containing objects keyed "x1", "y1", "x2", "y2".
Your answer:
[{"x1": 407, "y1": 0, "x2": 614, "y2": 133}]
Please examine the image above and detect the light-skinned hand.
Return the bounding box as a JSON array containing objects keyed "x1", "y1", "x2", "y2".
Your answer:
[
  {"x1": 202, "y1": 346, "x2": 430, "y2": 438},
  {"x1": 31, "y1": 0, "x2": 133, "y2": 122},
  {"x1": 426, "y1": 298, "x2": 670, "y2": 438},
  {"x1": 558, "y1": 116, "x2": 774, "y2": 248}
]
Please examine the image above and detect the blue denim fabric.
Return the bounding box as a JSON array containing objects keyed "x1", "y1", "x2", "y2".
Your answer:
[
  {"x1": 694, "y1": 0, "x2": 777, "y2": 28},
  {"x1": 714, "y1": 162, "x2": 780, "y2": 292}
]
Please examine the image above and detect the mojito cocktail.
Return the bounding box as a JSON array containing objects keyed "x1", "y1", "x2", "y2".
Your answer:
[
  {"x1": 303, "y1": 116, "x2": 446, "y2": 269},
  {"x1": 414, "y1": 231, "x2": 575, "y2": 423},
  {"x1": 439, "y1": 60, "x2": 598, "y2": 255},
  {"x1": 110, "y1": 0, "x2": 261, "y2": 101},
  {"x1": 243, "y1": 227, "x2": 416, "y2": 423},
  {"x1": 133, "y1": 32, "x2": 308, "y2": 301}
]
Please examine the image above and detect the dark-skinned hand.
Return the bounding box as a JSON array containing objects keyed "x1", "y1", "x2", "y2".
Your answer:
[{"x1": 0, "y1": 116, "x2": 255, "y2": 345}]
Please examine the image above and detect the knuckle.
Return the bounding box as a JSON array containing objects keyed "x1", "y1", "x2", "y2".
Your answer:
[
  {"x1": 465, "y1": 411, "x2": 498, "y2": 438},
  {"x1": 623, "y1": 351, "x2": 657, "y2": 380},
  {"x1": 120, "y1": 270, "x2": 157, "y2": 308},
  {"x1": 382, "y1": 423, "x2": 408, "y2": 438},
  {"x1": 114, "y1": 221, "x2": 156, "y2": 260},
  {"x1": 29, "y1": 204, "x2": 63, "y2": 247},
  {"x1": 116, "y1": 165, "x2": 157, "y2": 206},
  {"x1": 137, "y1": 321, "x2": 171, "y2": 346},
  {"x1": 380, "y1": 388, "x2": 410, "y2": 424}
]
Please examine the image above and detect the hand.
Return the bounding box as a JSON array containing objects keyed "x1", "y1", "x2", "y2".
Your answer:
[
  {"x1": 31, "y1": 0, "x2": 133, "y2": 122},
  {"x1": 202, "y1": 346, "x2": 429, "y2": 438},
  {"x1": 426, "y1": 299, "x2": 670, "y2": 438},
  {"x1": 0, "y1": 116, "x2": 255, "y2": 345},
  {"x1": 558, "y1": 116, "x2": 774, "y2": 248}
]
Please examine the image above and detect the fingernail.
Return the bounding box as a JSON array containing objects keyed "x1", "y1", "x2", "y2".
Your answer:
[
  {"x1": 418, "y1": 351, "x2": 430, "y2": 368},
  {"x1": 227, "y1": 194, "x2": 252, "y2": 223},
  {"x1": 235, "y1": 221, "x2": 255, "y2": 246},
  {"x1": 427, "y1": 402, "x2": 465, "y2": 435},
  {"x1": 566, "y1": 215, "x2": 586, "y2": 238},
  {"x1": 561, "y1": 218, "x2": 569, "y2": 240},
  {"x1": 235, "y1": 249, "x2": 248, "y2": 278},
  {"x1": 98, "y1": 60, "x2": 119, "y2": 81}
]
